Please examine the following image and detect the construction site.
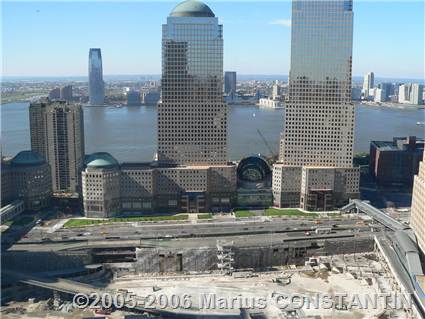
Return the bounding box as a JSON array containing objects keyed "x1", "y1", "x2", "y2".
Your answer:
[
  {"x1": 0, "y1": 249, "x2": 419, "y2": 319},
  {"x1": 1, "y1": 200, "x2": 425, "y2": 318}
]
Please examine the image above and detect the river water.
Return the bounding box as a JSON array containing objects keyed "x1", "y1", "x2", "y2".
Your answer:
[{"x1": 1, "y1": 102, "x2": 424, "y2": 162}]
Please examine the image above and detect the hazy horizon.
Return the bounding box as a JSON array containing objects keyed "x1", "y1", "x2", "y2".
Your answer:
[{"x1": 2, "y1": 74, "x2": 424, "y2": 84}]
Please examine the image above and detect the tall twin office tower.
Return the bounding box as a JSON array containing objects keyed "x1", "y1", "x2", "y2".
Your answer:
[
  {"x1": 273, "y1": 0, "x2": 360, "y2": 211},
  {"x1": 158, "y1": 0, "x2": 228, "y2": 165},
  {"x1": 89, "y1": 0, "x2": 358, "y2": 212}
]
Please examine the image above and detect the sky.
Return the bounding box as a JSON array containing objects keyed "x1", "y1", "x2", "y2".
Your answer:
[{"x1": 2, "y1": 0, "x2": 424, "y2": 79}]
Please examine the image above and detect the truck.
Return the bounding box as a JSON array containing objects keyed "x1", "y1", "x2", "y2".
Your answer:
[{"x1": 315, "y1": 227, "x2": 332, "y2": 235}]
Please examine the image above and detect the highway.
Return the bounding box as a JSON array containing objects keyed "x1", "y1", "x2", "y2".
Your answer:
[
  {"x1": 7, "y1": 227, "x2": 373, "y2": 252},
  {"x1": 17, "y1": 217, "x2": 367, "y2": 244}
]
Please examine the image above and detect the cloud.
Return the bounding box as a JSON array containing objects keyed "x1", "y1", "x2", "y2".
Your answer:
[{"x1": 269, "y1": 19, "x2": 291, "y2": 27}]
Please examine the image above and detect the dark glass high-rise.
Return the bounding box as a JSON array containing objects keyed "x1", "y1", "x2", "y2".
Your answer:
[{"x1": 88, "y1": 48, "x2": 105, "y2": 106}]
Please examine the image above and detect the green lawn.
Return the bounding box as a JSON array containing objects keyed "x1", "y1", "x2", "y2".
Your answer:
[
  {"x1": 265, "y1": 208, "x2": 318, "y2": 217},
  {"x1": 197, "y1": 213, "x2": 212, "y2": 219},
  {"x1": 234, "y1": 210, "x2": 256, "y2": 218},
  {"x1": 64, "y1": 219, "x2": 105, "y2": 228},
  {"x1": 64, "y1": 214, "x2": 189, "y2": 228}
]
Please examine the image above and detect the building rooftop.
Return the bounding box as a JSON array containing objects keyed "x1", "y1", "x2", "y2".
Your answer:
[
  {"x1": 86, "y1": 152, "x2": 119, "y2": 169},
  {"x1": 121, "y1": 162, "x2": 156, "y2": 170},
  {"x1": 170, "y1": 0, "x2": 215, "y2": 18},
  {"x1": 371, "y1": 136, "x2": 424, "y2": 152},
  {"x1": 10, "y1": 151, "x2": 46, "y2": 167}
]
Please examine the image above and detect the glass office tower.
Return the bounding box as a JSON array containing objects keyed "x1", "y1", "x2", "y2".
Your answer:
[
  {"x1": 281, "y1": 0, "x2": 355, "y2": 167},
  {"x1": 224, "y1": 71, "x2": 237, "y2": 95},
  {"x1": 88, "y1": 48, "x2": 105, "y2": 106},
  {"x1": 158, "y1": 0, "x2": 227, "y2": 165},
  {"x1": 273, "y1": 0, "x2": 359, "y2": 211}
]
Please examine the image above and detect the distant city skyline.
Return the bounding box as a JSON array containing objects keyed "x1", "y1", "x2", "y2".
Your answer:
[{"x1": 2, "y1": 1, "x2": 424, "y2": 79}]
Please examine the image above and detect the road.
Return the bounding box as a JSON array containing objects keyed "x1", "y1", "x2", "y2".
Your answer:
[
  {"x1": 18, "y1": 217, "x2": 365, "y2": 243},
  {"x1": 7, "y1": 227, "x2": 373, "y2": 252}
]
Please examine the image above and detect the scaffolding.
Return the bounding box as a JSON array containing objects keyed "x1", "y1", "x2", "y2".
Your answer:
[{"x1": 216, "y1": 240, "x2": 235, "y2": 275}]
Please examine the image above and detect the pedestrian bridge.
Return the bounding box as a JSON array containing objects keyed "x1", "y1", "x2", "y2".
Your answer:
[
  {"x1": 341, "y1": 199, "x2": 409, "y2": 232},
  {"x1": 2, "y1": 269, "x2": 155, "y2": 313},
  {"x1": 2, "y1": 269, "x2": 101, "y2": 295}
]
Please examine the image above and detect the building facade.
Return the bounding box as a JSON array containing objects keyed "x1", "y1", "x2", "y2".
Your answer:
[
  {"x1": 258, "y1": 98, "x2": 284, "y2": 109},
  {"x1": 370, "y1": 136, "x2": 424, "y2": 187},
  {"x1": 272, "y1": 83, "x2": 283, "y2": 100},
  {"x1": 142, "y1": 89, "x2": 160, "y2": 105},
  {"x1": 29, "y1": 99, "x2": 85, "y2": 195},
  {"x1": 273, "y1": 0, "x2": 359, "y2": 211},
  {"x1": 82, "y1": 153, "x2": 121, "y2": 217},
  {"x1": 411, "y1": 151, "x2": 425, "y2": 254},
  {"x1": 378, "y1": 82, "x2": 393, "y2": 102},
  {"x1": 398, "y1": 84, "x2": 411, "y2": 104},
  {"x1": 82, "y1": 153, "x2": 236, "y2": 217},
  {"x1": 351, "y1": 87, "x2": 362, "y2": 100},
  {"x1": 88, "y1": 48, "x2": 105, "y2": 106},
  {"x1": 158, "y1": 0, "x2": 228, "y2": 165},
  {"x1": 224, "y1": 71, "x2": 237, "y2": 95},
  {"x1": 60, "y1": 85, "x2": 73, "y2": 101},
  {"x1": 374, "y1": 88, "x2": 384, "y2": 102},
  {"x1": 1, "y1": 151, "x2": 52, "y2": 210},
  {"x1": 48, "y1": 88, "x2": 61, "y2": 100},
  {"x1": 82, "y1": 1, "x2": 236, "y2": 217},
  {"x1": 410, "y1": 83, "x2": 424, "y2": 105},
  {"x1": 363, "y1": 72, "x2": 374, "y2": 100},
  {"x1": 126, "y1": 90, "x2": 141, "y2": 106}
]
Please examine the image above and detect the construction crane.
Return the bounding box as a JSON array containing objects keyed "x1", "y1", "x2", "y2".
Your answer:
[{"x1": 257, "y1": 129, "x2": 278, "y2": 162}]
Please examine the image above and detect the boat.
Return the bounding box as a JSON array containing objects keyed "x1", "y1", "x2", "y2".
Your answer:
[{"x1": 416, "y1": 122, "x2": 425, "y2": 126}]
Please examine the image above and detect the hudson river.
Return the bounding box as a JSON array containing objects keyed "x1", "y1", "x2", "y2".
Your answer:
[{"x1": 1, "y1": 102, "x2": 424, "y2": 162}]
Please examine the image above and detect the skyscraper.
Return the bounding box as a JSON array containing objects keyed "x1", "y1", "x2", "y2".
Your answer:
[
  {"x1": 126, "y1": 90, "x2": 141, "y2": 106},
  {"x1": 273, "y1": 0, "x2": 359, "y2": 211},
  {"x1": 410, "y1": 83, "x2": 424, "y2": 105},
  {"x1": 411, "y1": 151, "x2": 425, "y2": 254},
  {"x1": 30, "y1": 99, "x2": 85, "y2": 195},
  {"x1": 272, "y1": 82, "x2": 282, "y2": 100},
  {"x1": 159, "y1": 0, "x2": 227, "y2": 165},
  {"x1": 82, "y1": 1, "x2": 236, "y2": 216},
  {"x1": 398, "y1": 83, "x2": 411, "y2": 104},
  {"x1": 88, "y1": 48, "x2": 105, "y2": 106},
  {"x1": 377, "y1": 82, "x2": 393, "y2": 102},
  {"x1": 363, "y1": 72, "x2": 374, "y2": 99},
  {"x1": 60, "y1": 85, "x2": 73, "y2": 101},
  {"x1": 374, "y1": 88, "x2": 384, "y2": 102},
  {"x1": 224, "y1": 71, "x2": 237, "y2": 95},
  {"x1": 48, "y1": 87, "x2": 60, "y2": 100}
]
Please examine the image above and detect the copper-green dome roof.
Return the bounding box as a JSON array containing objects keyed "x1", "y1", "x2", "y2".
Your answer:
[
  {"x1": 170, "y1": 0, "x2": 215, "y2": 17},
  {"x1": 11, "y1": 150, "x2": 45, "y2": 167},
  {"x1": 86, "y1": 152, "x2": 119, "y2": 169}
]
